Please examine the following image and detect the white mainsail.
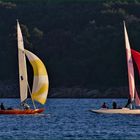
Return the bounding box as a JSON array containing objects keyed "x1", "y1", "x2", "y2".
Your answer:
[
  {"x1": 123, "y1": 21, "x2": 135, "y2": 101},
  {"x1": 17, "y1": 21, "x2": 28, "y2": 102}
]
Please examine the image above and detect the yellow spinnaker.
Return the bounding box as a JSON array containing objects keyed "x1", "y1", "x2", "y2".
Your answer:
[{"x1": 25, "y1": 50, "x2": 49, "y2": 104}]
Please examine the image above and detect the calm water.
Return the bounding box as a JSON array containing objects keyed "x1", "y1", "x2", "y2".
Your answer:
[{"x1": 0, "y1": 98, "x2": 140, "y2": 140}]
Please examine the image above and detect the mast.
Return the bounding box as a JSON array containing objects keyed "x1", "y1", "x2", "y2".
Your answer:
[{"x1": 123, "y1": 21, "x2": 135, "y2": 105}]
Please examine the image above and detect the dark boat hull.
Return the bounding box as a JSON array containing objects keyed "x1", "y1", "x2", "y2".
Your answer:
[{"x1": 0, "y1": 108, "x2": 44, "y2": 115}]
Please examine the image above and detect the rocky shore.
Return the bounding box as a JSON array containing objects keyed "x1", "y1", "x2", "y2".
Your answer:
[
  {"x1": 48, "y1": 87, "x2": 129, "y2": 98},
  {"x1": 0, "y1": 80, "x2": 129, "y2": 98}
]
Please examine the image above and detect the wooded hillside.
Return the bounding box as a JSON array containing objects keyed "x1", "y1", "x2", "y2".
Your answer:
[{"x1": 0, "y1": 0, "x2": 140, "y2": 97}]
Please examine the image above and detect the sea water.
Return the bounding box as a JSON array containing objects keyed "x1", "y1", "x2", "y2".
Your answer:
[{"x1": 0, "y1": 98, "x2": 139, "y2": 140}]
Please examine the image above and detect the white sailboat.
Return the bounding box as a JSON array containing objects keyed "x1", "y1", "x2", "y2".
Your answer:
[
  {"x1": 91, "y1": 21, "x2": 140, "y2": 115},
  {"x1": 0, "y1": 20, "x2": 49, "y2": 114}
]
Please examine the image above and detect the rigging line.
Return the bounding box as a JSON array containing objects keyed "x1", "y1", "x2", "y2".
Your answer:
[
  {"x1": 27, "y1": 82, "x2": 37, "y2": 110},
  {"x1": 22, "y1": 49, "x2": 36, "y2": 109}
]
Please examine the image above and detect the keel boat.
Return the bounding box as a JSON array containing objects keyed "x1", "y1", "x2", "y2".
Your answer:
[
  {"x1": 0, "y1": 20, "x2": 49, "y2": 115},
  {"x1": 91, "y1": 21, "x2": 140, "y2": 115}
]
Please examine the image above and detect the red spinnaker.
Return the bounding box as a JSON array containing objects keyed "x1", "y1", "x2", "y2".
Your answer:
[{"x1": 131, "y1": 49, "x2": 140, "y2": 105}]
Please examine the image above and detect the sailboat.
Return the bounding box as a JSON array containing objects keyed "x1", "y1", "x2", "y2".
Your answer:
[
  {"x1": 0, "y1": 20, "x2": 49, "y2": 115},
  {"x1": 90, "y1": 21, "x2": 140, "y2": 115}
]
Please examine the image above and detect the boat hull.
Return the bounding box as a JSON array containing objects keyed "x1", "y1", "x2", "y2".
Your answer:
[
  {"x1": 90, "y1": 108, "x2": 140, "y2": 115},
  {"x1": 0, "y1": 108, "x2": 44, "y2": 115}
]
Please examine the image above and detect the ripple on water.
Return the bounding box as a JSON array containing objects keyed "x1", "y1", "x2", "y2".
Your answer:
[{"x1": 0, "y1": 98, "x2": 139, "y2": 139}]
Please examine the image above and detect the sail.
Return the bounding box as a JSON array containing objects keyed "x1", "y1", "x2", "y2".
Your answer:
[
  {"x1": 135, "y1": 91, "x2": 140, "y2": 106},
  {"x1": 17, "y1": 21, "x2": 28, "y2": 102},
  {"x1": 131, "y1": 49, "x2": 140, "y2": 105},
  {"x1": 25, "y1": 50, "x2": 49, "y2": 104},
  {"x1": 123, "y1": 21, "x2": 135, "y2": 101}
]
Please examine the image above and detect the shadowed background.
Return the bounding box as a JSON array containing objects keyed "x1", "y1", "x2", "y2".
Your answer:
[{"x1": 0, "y1": 0, "x2": 140, "y2": 98}]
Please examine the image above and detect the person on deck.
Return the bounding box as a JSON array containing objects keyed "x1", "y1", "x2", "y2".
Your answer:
[
  {"x1": 125, "y1": 98, "x2": 131, "y2": 108},
  {"x1": 0, "y1": 103, "x2": 5, "y2": 110},
  {"x1": 21, "y1": 102, "x2": 30, "y2": 110},
  {"x1": 101, "y1": 102, "x2": 108, "y2": 108},
  {"x1": 112, "y1": 101, "x2": 117, "y2": 109}
]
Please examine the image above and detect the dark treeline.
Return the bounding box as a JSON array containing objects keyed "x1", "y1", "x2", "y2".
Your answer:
[{"x1": 0, "y1": 0, "x2": 140, "y2": 92}]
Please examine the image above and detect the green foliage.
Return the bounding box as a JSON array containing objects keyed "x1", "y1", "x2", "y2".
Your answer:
[
  {"x1": 32, "y1": 27, "x2": 43, "y2": 39},
  {"x1": 0, "y1": 0, "x2": 140, "y2": 89},
  {"x1": 0, "y1": 1, "x2": 16, "y2": 8}
]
